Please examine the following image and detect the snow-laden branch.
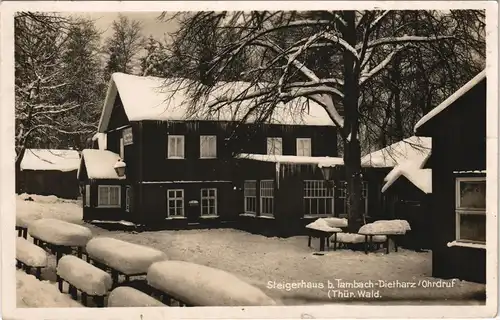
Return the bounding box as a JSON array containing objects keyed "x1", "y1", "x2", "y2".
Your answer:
[
  {"x1": 369, "y1": 11, "x2": 391, "y2": 31},
  {"x1": 323, "y1": 32, "x2": 359, "y2": 60},
  {"x1": 359, "y1": 45, "x2": 407, "y2": 86},
  {"x1": 31, "y1": 104, "x2": 79, "y2": 118},
  {"x1": 363, "y1": 35, "x2": 455, "y2": 49}
]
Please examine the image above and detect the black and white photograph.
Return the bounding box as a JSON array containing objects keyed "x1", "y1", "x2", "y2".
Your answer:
[{"x1": 1, "y1": 1, "x2": 498, "y2": 319}]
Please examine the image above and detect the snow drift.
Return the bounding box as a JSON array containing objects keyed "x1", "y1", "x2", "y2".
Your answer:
[
  {"x1": 17, "y1": 270, "x2": 81, "y2": 308},
  {"x1": 86, "y1": 237, "x2": 168, "y2": 275},
  {"x1": 56, "y1": 255, "x2": 112, "y2": 296},
  {"x1": 147, "y1": 260, "x2": 278, "y2": 306},
  {"x1": 358, "y1": 220, "x2": 411, "y2": 235},
  {"x1": 16, "y1": 237, "x2": 48, "y2": 267},
  {"x1": 28, "y1": 218, "x2": 93, "y2": 246},
  {"x1": 107, "y1": 286, "x2": 167, "y2": 307}
]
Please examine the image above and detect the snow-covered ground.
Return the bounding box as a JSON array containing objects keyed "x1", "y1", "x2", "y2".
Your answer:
[{"x1": 15, "y1": 194, "x2": 486, "y2": 307}]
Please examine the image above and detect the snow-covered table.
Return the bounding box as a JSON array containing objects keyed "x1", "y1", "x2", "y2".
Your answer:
[
  {"x1": 305, "y1": 218, "x2": 345, "y2": 251},
  {"x1": 358, "y1": 220, "x2": 411, "y2": 254},
  {"x1": 86, "y1": 237, "x2": 168, "y2": 285},
  {"x1": 28, "y1": 219, "x2": 93, "y2": 263}
]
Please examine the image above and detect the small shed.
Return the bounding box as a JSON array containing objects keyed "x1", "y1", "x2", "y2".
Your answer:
[
  {"x1": 77, "y1": 149, "x2": 128, "y2": 222},
  {"x1": 380, "y1": 138, "x2": 432, "y2": 250},
  {"x1": 18, "y1": 149, "x2": 81, "y2": 199},
  {"x1": 415, "y1": 69, "x2": 486, "y2": 283}
]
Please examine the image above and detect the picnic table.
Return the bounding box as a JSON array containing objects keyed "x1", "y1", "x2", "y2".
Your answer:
[
  {"x1": 307, "y1": 228, "x2": 342, "y2": 251},
  {"x1": 28, "y1": 219, "x2": 92, "y2": 263},
  {"x1": 85, "y1": 237, "x2": 168, "y2": 286}
]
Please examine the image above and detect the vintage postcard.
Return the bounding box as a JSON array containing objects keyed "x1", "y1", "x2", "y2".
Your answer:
[{"x1": 0, "y1": 1, "x2": 498, "y2": 319}]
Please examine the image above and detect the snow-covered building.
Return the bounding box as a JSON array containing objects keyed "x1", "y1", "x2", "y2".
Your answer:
[
  {"x1": 17, "y1": 149, "x2": 81, "y2": 199},
  {"x1": 78, "y1": 72, "x2": 340, "y2": 229},
  {"x1": 415, "y1": 70, "x2": 486, "y2": 284}
]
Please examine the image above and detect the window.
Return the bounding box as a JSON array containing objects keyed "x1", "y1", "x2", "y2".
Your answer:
[
  {"x1": 338, "y1": 181, "x2": 368, "y2": 217},
  {"x1": 304, "y1": 180, "x2": 334, "y2": 216},
  {"x1": 297, "y1": 138, "x2": 312, "y2": 157},
  {"x1": 125, "y1": 186, "x2": 131, "y2": 212},
  {"x1": 201, "y1": 188, "x2": 217, "y2": 216},
  {"x1": 267, "y1": 137, "x2": 282, "y2": 155},
  {"x1": 455, "y1": 177, "x2": 486, "y2": 243},
  {"x1": 260, "y1": 180, "x2": 274, "y2": 216},
  {"x1": 200, "y1": 135, "x2": 217, "y2": 158},
  {"x1": 167, "y1": 189, "x2": 184, "y2": 217},
  {"x1": 84, "y1": 185, "x2": 90, "y2": 207},
  {"x1": 119, "y1": 137, "x2": 124, "y2": 159},
  {"x1": 167, "y1": 135, "x2": 185, "y2": 159},
  {"x1": 244, "y1": 180, "x2": 257, "y2": 214},
  {"x1": 97, "y1": 185, "x2": 121, "y2": 208}
]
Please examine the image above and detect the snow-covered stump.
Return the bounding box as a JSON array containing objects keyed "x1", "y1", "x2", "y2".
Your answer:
[
  {"x1": 86, "y1": 237, "x2": 168, "y2": 287},
  {"x1": 16, "y1": 237, "x2": 48, "y2": 279},
  {"x1": 56, "y1": 255, "x2": 112, "y2": 307},
  {"x1": 28, "y1": 218, "x2": 93, "y2": 263},
  {"x1": 147, "y1": 260, "x2": 278, "y2": 306},
  {"x1": 107, "y1": 286, "x2": 167, "y2": 307}
]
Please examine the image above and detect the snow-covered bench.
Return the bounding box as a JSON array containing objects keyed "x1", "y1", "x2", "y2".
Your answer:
[
  {"x1": 86, "y1": 237, "x2": 168, "y2": 285},
  {"x1": 16, "y1": 237, "x2": 48, "y2": 279},
  {"x1": 56, "y1": 255, "x2": 112, "y2": 307},
  {"x1": 331, "y1": 233, "x2": 388, "y2": 253},
  {"x1": 146, "y1": 260, "x2": 278, "y2": 306},
  {"x1": 29, "y1": 218, "x2": 93, "y2": 262},
  {"x1": 305, "y1": 218, "x2": 346, "y2": 251},
  {"x1": 16, "y1": 214, "x2": 37, "y2": 239},
  {"x1": 107, "y1": 286, "x2": 166, "y2": 307}
]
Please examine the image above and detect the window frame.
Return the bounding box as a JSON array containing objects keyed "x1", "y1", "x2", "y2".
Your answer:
[
  {"x1": 84, "y1": 185, "x2": 91, "y2": 207},
  {"x1": 296, "y1": 138, "x2": 312, "y2": 157},
  {"x1": 303, "y1": 180, "x2": 334, "y2": 216},
  {"x1": 244, "y1": 180, "x2": 257, "y2": 214},
  {"x1": 167, "y1": 189, "x2": 185, "y2": 217},
  {"x1": 455, "y1": 176, "x2": 486, "y2": 244},
  {"x1": 200, "y1": 188, "x2": 218, "y2": 216},
  {"x1": 97, "y1": 185, "x2": 121, "y2": 208},
  {"x1": 167, "y1": 135, "x2": 185, "y2": 159},
  {"x1": 266, "y1": 137, "x2": 283, "y2": 155},
  {"x1": 200, "y1": 135, "x2": 217, "y2": 159},
  {"x1": 260, "y1": 180, "x2": 275, "y2": 217}
]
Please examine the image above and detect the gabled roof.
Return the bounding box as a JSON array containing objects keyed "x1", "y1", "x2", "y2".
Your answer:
[
  {"x1": 78, "y1": 149, "x2": 125, "y2": 180},
  {"x1": 381, "y1": 144, "x2": 432, "y2": 194},
  {"x1": 360, "y1": 136, "x2": 432, "y2": 168},
  {"x1": 414, "y1": 69, "x2": 486, "y2": 132},
  {"x1": 98, "y1": 73, "x2": 336, "y2": 132},
  {"x1": 20, "y1": 149, "x2": 80, "y2": 172}
]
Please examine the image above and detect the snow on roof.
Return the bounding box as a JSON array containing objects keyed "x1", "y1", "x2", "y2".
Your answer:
[
  {"x1": 98, "y1": 73, "x2": 335, "y2": 132},
  {"x1": 237, "y1": 153, "x2": 345, "y2": 167},
  {"x1": 414, "y1": 69, "x2": 486, "y2": 132},
  {"x1": 92, "y1": 133, "x2": 107, "y2": 150},
  {"x1": 381, "y1": 142, "x2": 432, "y2": 194},
  {"x1": 79, "y1": 149, "x2": 125, "y2": 180},
  {"x1": 360, "y1": 136, "x2": 432, "y2": 168},
  {"x1": 20, "y1": 149, "x2": 80, "y2": 172}
]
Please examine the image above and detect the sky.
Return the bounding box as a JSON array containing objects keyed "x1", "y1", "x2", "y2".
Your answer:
[{"x1": 60, "y1": 12, "x2": 179, "y2": 43}]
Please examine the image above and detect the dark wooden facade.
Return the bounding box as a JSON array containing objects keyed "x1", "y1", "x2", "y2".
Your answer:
[
  {"x1": 18, "y1": 169, "x2": 80, "y2": 200},
  {"x1": 81, "y1": 92, "x2": 340, "y2": 229},
  {"x1": 415, "y1": 75, "x2": 486, "y2": 283}
]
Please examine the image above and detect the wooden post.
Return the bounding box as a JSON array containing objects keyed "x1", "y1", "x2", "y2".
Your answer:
[
  {"x1": 307, "y1": 236, "x2": 311, "y2": 247},
  {"x1": 69, "y1": 285, "x2": 77, "y2": 299},
  {"x1": 394, "y1": 236, "x2": 398, "y2": 253},
  {"x1": 385, "y1": 237, "x2": 390, "y2": 254},
  {"x1": 23, "y1": 228, "x2": 28, "y2": 239},
  {"x1": 111, "y1": 269, "x2": 119, "y2": 285},
  {"x1": 17, "y1": 228, "x2": 22, "y2": 237},
  {"x1": 81, "y1": 292, "x2": 88, "y2": 306},
  {"x1": 332, "y1": 233, "x2": 338, "y2": 251},
  {"x1": 319, "y1": 236, "x2": 325, "y2": 252},
  {"x1": 35, "y1": 267, "x2": 41, "y2": 280},
  {"x1": 57, "y1": 275, "x2": 63, "y2": 292},
  {"x1": 364, "y1": 235, "x2": 368, "y2": 254},
  {"x1": 94, "y1": 296, "x2": 105, "y2": 308},
  {"x1": 77, "y1": 247, "x2": 83, "y2": 259}
]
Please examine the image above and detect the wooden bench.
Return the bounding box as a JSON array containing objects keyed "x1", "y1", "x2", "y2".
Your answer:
[
  {"x1": 16, "y1": 237, "x2": 48, "y2": 279},
  {"x1": 307, "y1": 229, "x2": 341, "y2": 251},
  {"x1": 86, "y1": 237, "x2": 168, "y2": 287},
  {"x1": 16, "y1": 226, "x2": 28, "y2": 239},
  {"x1": 330, "y1": 233, "x2": 387, "y2": 253},
  {"x1": 29, "y1": 219, "x2": 92, "y2": 264},
  {"x1": 56, "y1": 255, "x2": 112, "y2": 307},
  {"x1": 107, "y1": 286, "x2": 167, "y2": 307}
]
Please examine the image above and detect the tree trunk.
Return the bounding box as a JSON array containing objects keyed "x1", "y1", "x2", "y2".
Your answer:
[{"x1": 341, "y1": 11, "x2": 364, "y2": 233}]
